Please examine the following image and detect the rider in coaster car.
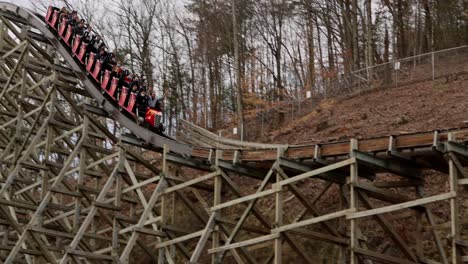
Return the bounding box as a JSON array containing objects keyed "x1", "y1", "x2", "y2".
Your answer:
[
  {"x1": 67, "y1": 11, "x2": 79, "y2": 27},
  {"x1": 92, "y1": 36, "x2": 104, "y2": 53},
  {"x1": 104, "y1": 52, "x2": 115, "y2": 71},
  {"x1": 96, "y1": 46, "x2": 107, "y2": 60},
  {"x1": 145, "y1": 90, "x2": 169, "y2": 132},
  {"x1": 105, "y1": 61, "x2": 122, "y2": 92},
  {"x1": 83, "y1": 24, "x2": 96, "y2": 41},
  {"x1": 73, "y1": 20, "x2": 85, "y2": 36},
  {"x1": 115, "y1": 69, "x2": 130, "y2": 100},
  {"x1": 123, "y1": 71, "x2": 133, "y2": 84},
  {"x1": 111, "y1": 61, "x2": 123, "y2": 79},
  {"x1": 129, "y1": 76, "x2": 140, "y2": 91},
  {"x1": 136, "y1": 87, "x2": 149, "y2": 121},
  {"x1": 119, "y1": 69, "x2": 130, "y2": 87},
  {"x1": 85, "y1": 34, "x2": 96, "y2": 56},
  {"x1": 124, "y1": 82, "x2": 139, "y2": 110},
  {"x1": 100, "y1": 51, "x2": 114, "y2": 79},
  {"x1": 58, "y1": 7, "x2": 69, "y2": 24}
]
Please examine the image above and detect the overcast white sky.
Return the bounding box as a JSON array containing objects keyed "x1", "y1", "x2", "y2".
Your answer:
[{"x1": 5, "y1": 0, "x2": 33, "y2": 8}]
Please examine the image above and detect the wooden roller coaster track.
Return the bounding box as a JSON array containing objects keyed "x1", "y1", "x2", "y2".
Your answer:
[{"x1": 0, "y1": 2, "x2": 467, "y2": 263}]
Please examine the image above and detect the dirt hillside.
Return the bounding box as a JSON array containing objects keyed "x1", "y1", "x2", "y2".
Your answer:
[{"x1": 246, "y1": 76, "x2": 468, "y2": 144}]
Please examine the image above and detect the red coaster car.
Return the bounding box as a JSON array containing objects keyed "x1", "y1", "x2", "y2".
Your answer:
[
  {"x1": 145, "y1": 108, "x2": 164, "y2": 132},
  {"x1": 107, "y1": 78, "x2": 119, "y2": 98},
  {"x1": 72, "y1": 35, "x2": 81, "y2": 54},
  {"x1": 92, "y1": 60, "x2": 102, "y2": 81},
  {"x1": 45, "y1": 6, "x2": 53, "y2": 23},
  {"x1": 77, "y1": 42, "x2": 87, "y2": 63},
  {"x1": 86, "y1": 52, "x2": 95, "y2": 72},
  {"x1": 125, "y1": 93, "x2": 137, "y2": 115},
  {"x1": 58, "y1": 19, "x2": 67, "y2": 36},
  {"x1": 118, "y1": 87, "x2": 128, "y2": 107},
  {"x1": 101, "y1": 70, "x2": 111, "y2": 90},
  {"x1": 62, "y1": 25, "x2": 73, "y2": 45},
  {"x1": 49, "y1": 10, "x2": 59, "y2": 28}
]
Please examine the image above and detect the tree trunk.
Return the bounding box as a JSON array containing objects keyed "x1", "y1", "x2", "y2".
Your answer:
[
  {"x1": 351, "y1": 0, "x2": 359, "y2": 70},
  {"x1": 232, "y1": 0, "x2": 245, "y2": 140},
  {"x1": 366, "y1": 0, "x2": 373, "y2": 68},
  {"x1": 423, "y1": 0, "x2": 433, "y2": 52},
  {"x1": 384, "y1": 25, "x2": 391, "y2": 85},
  {"x1": 305, "y1": 4, "x2": 315, "y2": 96}
]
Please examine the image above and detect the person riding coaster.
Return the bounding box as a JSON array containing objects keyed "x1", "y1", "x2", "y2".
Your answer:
[
  {"x1": 46, "y1": 6, "x2": 172, "y2": 135},
  {"x1": 140, "y1": 90, "x2": 169, "y2": 133}
]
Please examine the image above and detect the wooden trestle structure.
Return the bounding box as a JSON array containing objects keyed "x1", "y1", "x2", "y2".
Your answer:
[{"x1": 0, "y1": 2, "x2": 467, "y2": 264}]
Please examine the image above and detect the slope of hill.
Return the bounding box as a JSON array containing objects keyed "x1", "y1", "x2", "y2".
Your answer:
[{"x1": 246, "y1": 75, "x2": 468, "y2": 145}]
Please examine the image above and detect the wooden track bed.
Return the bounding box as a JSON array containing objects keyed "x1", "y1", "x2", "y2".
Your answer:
[{"x1": 191, "y1": 127, "x2": 468, "y2": 161}]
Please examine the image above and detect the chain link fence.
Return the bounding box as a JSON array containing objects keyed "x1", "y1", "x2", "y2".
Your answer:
[{"x1": 246, "y1": 45, "x2": 468, "y2": 139}]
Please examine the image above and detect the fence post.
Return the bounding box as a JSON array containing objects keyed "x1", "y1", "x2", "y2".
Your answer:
[
  {"x1": 395, "y1": 66, "x2": 398, "y2": 89},
  {"x1": 366, "y1": 67, "x2": 370, "y2": 90},
  {"x1": 255, "y1": 105, "x2": 262, "y2": 139},
  {"x1": 261, "y1": 109, "x2": 264, "y2": 137},
  {"x1": 432, "y1": 52, "x2": 435, "y2": 81},
  {"x1": 298, "y1": 100, "x2": 301, "y2": 116},
  {"x1": 291, "y1": 102, "x2": 293, "y2": 121}
]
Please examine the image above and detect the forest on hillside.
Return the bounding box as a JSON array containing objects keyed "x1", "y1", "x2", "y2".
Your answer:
[{"x1": 31, "y1": 0, "x2": 468, "y2": 137}]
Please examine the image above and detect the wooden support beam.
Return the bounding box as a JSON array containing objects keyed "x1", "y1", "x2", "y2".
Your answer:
[
  {"x1": 275, "y1": 166, "x2": 341, "y2": 237},
  {"x1": 348, "y1": 192, "x2": 455, "y2": 219},
  {"x1": 272, "y1": 209, "x2": 351, "y2": 234},
  {"x1": 279, "y1": 158, "x2": 356, "y2": 186},
  {"x1": 189, "y1": 213, "x2": 216, "y2": 263},
  {"x1": 352, "y1": 150, "x2": 421, "y2": 178},
  {"x1": 215, "y1": 165, "x2": 275, "y2": 262},
  {"x1": 210, "y1": 188, "x2": 277, "y2": 212},
  {"x1": 357, "y1": 191, "x2": 419, "y2": 262},
  {"x1": 65, "y1": 249, "x2": 113, "y2": 261},
  {"x1": 208, "y1": 233, "x2": 279, "y2": 254},
  {"x1": 217, "y1": 159, "x2": 268, "y2": 180},
  {"x1": 355, "y1": 182, "x2": 414, "y2": 204},
  {"x1": 448, "y1": 134, "x2": 461, "y2": 264},
  {"x1": 349, "y1": 139, "x2": 359, "y2": 264},
  {"x1": 445, "y1": 141, "x2": 468, "y2": 157},
  {"x1": 354, "y1": 247, "x2": 418, "y2": 264},
  {"x1": 278, "y1": 157, "x2": 346, "y2": 184},
  {"x1": 162, "y1": 171, "x2": 219, "y2": 195},
  {"x1": 119, "y1": 175, "x2": 167, "y2": 262},
  {"x1": 274, "y1": 171, "x2": 283, "y2": 264},
  {"x1": 448, "y1": 152, "x2": 468, "y2": 179},
  {"x1": 424, "y1": 207, "x2": 449, "y2": 264}
]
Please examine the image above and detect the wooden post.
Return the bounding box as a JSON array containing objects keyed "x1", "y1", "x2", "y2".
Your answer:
[
  {"x1": 159, "y1": 145, "x2": 169, "y2": 264},
  {"x1": 112, "y1": 147, "x2": 124, "y2": 258},
  {"x1": 0, "y1": 19, "x2": 5, "y2": 50},
  {"x1": 212, "y1": 150, "x2": 222, "y2": 264},
  {"x1": 274, "y1": 147, "x2": 284, "y2": 264},
  {"x1": 159, "y1": 195, "x2": 167, "y2": 264},
  {"x1": 274, "y1": 172, "x2": 283, "y2": 264},
  {"x1": 415, "y1": 205, "x2": 423, "y2": 260},
  {"x1": 448, "y1": 133, "x2": 460, "y2": 264},
  {"x1": 349, "y1": 139, "x2": 359, "y2": 264},
  {"x1": 73, "y1": 147, "x2": 86, "y2": 233}
]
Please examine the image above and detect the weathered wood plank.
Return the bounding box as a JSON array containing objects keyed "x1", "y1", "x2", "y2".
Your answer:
[
  {"x1": 208, "y1": 233, "x2": 280, "y2": 254},
  {"x1": 348, "y1": 192, "x2": 455, "y2": 219},
  {"x1": 272, "y1": 209, "x2": 352, "y2": 234}
]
